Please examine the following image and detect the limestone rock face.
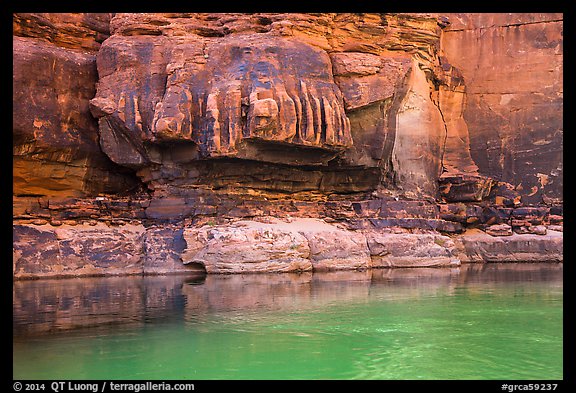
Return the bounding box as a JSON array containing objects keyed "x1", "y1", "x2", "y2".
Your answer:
[
  {"x1": 12, "y1": 217, "x2": 562, "y2": 278},
  {"x1": 182, "y1": 220, "x2": 313, "y2": 274},
  {"x1": 182, "y1": 217, "x2": 458, "y2": 273},
  {"x1": 455, "y1": 229, "x2": 563, "y2": 263},
  {"x1": 366, "y1": 233, "x2": 460, "y2": 267},
  {"x1": 142, "y1": 226, "x2": 202, "y2": 274},
  {"x1": 181, "y1": 218, "x2": 374, "y2": 273},
  {"x1": 13, "y1": 223, "x2": 145, "y2": 278},
  {"x1": 300, "y1": 228, "x2": 371, "y2": 271}
]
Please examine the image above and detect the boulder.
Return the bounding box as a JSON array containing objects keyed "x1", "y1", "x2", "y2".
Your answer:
[
  {"x1": 182, "y1": 220, "x2": 312, "y2": 274},
  {"x1": 486, "y1": 224, "x2": 513, "y2": 237},
  {"x1": 182, "y1": 218, "x2": 372, "y2": 273}
]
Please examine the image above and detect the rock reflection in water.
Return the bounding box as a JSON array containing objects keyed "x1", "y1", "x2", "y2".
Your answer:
[{"x1": 13, "y1": 264, "x2": 562, "y2": 338}]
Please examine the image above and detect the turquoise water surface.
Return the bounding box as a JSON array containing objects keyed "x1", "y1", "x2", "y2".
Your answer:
[{"x1": 13, "y1": 264, "x2": 563, "y2": 380}]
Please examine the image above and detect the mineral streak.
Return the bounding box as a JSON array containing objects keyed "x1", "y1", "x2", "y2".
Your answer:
[{"x1": 12, "y1": 13, "x2": 563, "y2": 277}]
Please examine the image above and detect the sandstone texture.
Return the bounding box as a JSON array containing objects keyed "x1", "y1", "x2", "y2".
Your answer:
[
  {"x1": 485, "y1": 224, "x2": 513, "y2": 237},
  {"x1": 13, "y1": 13, "x2": 563, "y2": 278},
  {"x1": 181, "y1": 218, "x2": 375, "y2": 273},
  {"x1": 86, "y1": 13, "x2": 449, "y2": 197},
  {"x1": 14, "y1": 218, "x2": 463, "y2": 277},
  {"x1": 440, "y1": 13, "x2": 563, "y2": 205},
  {"x1": 182, "y1": 220, "x2": 313, "y2": 274},
  {"x1": 142, "y1": 226, "x2": 203, "y2": 274},
  {"x1": 13, "y1": 216, "x2": 562, "y2": 279},
  {"x1": 13, "y1": 13, "x2": 139, "y2": 198}
]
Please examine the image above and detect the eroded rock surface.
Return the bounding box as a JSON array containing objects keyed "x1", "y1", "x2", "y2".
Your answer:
[
  {"x1": 13, "y1": 223, "x2": 145, "y2": 278},
  {"x1": 13, "y1": 14, "x2": 139, "y2": 198},
  {"x1": 12, "y1": 13, "x2": 563, "y2": 277},
  {"x1": 182, "y1": 220, "x2": 312, "y2": 274},
  {"x1": 13, "y1": 215, "x2": 563, "y2": 278},
  {"x1": 178, "y1": 218, "x2": 458, "y2": 272},
  {"x1": 87, "y1": 13, "x2": 451, "y2": 198},
  {"x1": 367, "y1": 233, "x2": 460, "y2": 267},
  {"x1": 455, "y1": 229, "x2": 563, "y2": 263},
  {"x1": 440, "y1": 13, "x2": 563, "y2": 204}
]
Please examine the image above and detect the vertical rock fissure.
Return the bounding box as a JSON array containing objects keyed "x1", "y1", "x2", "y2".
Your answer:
[
  {"x1": 378, "y1": 99, "x2": 396, "y2": 187},
  {"x1": 432, "y1": 94, "x2": 449, "y2": 176}
]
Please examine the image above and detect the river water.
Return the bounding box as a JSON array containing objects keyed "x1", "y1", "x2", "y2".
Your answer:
[{"x1": 13, "y1": 264, "x2": 562, "y2": 380}]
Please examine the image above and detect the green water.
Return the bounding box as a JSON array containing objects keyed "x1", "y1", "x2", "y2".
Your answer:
[{"x1": 13, "y1": 264, "x2": 563, "y2": 380}]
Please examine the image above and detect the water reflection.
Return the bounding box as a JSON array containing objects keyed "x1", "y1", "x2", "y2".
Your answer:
[{"x1": 13, "y1": 264, "x2": 562, "y2": 338}]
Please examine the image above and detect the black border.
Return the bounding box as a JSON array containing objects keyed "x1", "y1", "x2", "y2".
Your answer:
[{"x1": 7, "y1": 1, "x2": 573, "y2": 391}]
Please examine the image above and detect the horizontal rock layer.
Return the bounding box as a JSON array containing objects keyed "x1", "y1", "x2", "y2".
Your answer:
[
  {"x1": 455, "y1": 229, "x2": 563, "y2": 263},
  {"x1": 13, "y1": 13, "x2": 111, "y2": 52},
  {"x1": 13, "y1": 191, "x2": 562, "y2": 235},
  {"x1": 13, "y1": 217, "x2": 562, "y2": 279}
]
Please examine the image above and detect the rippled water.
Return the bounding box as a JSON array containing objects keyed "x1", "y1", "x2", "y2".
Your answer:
[{"x1": 13, "y1": 264, "x2": 562, "y2": 380}]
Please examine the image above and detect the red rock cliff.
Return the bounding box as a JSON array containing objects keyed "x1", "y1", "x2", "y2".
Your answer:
[
  {"x1": 86, "y1": 13, "x2": 448, "y2": 198},
  {"x1": 439, "y1": 13, "x2": 563, "y2": 205},
  {"x1": 12, "y1": 14, "x2": 563, "y2": 278},
  {"x1": 14, "y1": 13, "x2": 562, "y2": 205},
  {"x1": 13, "y1": 13, "x2": 140, "y2": 201}
]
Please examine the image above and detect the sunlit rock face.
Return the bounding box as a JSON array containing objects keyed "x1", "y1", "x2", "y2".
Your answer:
[
  {"x1": 91, "y1": 34, "x2": 352, "y2": 164},
  {"x1": 13, "y1": 13, "x2": 563, "y2": 204},
  {"x1": 439, "y1": 13, "x2": 563, "y2": 204},
  {"x1": 12, "y1": 13, "x2": 139, "y2": 198},
  {"x1": 88, "y1": 13, "x2": 448, "y2": 198},
  {"x1": 13, "y1": 12, "x2": 563, "y2": 213},
  {"x1": 11, "y1": 13, "x2": 564, "y2": 277}
]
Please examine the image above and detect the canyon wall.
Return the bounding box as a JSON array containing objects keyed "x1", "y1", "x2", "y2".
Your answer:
[
  {"x1": 13, "y1": 13, "x2": 140, "y2": 201},
  {"x1": 12, "y1": 13, "x2": 563, "y2": 277},
  {"x1": 439, "y1": 13, "x2": 563, "y2": 205}
]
